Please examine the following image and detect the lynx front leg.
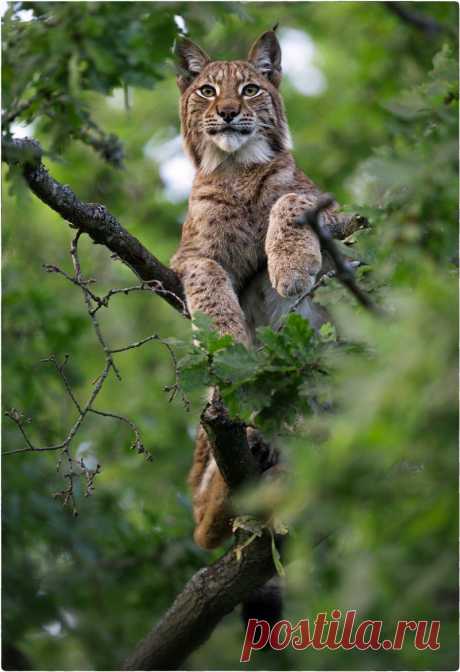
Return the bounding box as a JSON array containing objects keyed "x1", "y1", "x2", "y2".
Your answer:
[
  {"x1": 266, "y1": 193, "x2": 322, "y2": 298},
  {"x1": 182, "y1": 257, "x2": 250, "y2": 345}
]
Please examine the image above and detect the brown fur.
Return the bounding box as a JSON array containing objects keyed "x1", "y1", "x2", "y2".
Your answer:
[{"x1": 171, "y1": 32, "x2": 343, "y2": 548}]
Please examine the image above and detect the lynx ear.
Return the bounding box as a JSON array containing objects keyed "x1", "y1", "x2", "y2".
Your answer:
[
  {"x1": 174, "y1": 37, "x2": 210, "y2": 92},
  {"x1": 248, "y1": 31, "x2": 282, "y2": 87}
]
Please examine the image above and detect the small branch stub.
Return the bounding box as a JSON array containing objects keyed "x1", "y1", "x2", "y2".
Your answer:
[
  {"x1": 201, "y1": 397, "x2": 260, "y2": 489},
  {"x1": 300, "y1": 195, "x2": 381, "y2": 315}
]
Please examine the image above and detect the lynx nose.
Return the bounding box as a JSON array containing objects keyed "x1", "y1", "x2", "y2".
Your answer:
[{"x1": 216, "y1": 105, "x2": 240, "y2": 123}]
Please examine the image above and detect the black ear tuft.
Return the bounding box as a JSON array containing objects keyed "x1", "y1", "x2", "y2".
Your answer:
[
  {"x1": 248, "y1": 31, "x2": 282, "y2": 87},
  {"x1": 174, "y1": 37, "x2": 210, "y2": 93}
]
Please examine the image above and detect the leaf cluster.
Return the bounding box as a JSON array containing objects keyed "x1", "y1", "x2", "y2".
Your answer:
[
  {"x1": 2, "y1": 2, "x2": 179, "y2": 163},
  {"x1": 178, "y1": 313, "x2": 336, "y2": 433}
]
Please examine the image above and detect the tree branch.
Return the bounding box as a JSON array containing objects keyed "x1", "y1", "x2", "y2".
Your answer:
[
  {"x1": 301, "y1": 195, "x2": 381, "y2": 315},
  {"x1": 2, "y1": 137, "x2": 187, "y2": 315},
  {"x1": 123, "y1": 532, "x2": 276, "y2": 670},
  {"x1": 124, "y1": 397, "x2": 275, "y2": 671},
  {"x1": 385, "y1": 2, "x2": 446, "y2": 36},
  {"x1": 201, "y1": 396, "x2": 261, "y2": 488}
]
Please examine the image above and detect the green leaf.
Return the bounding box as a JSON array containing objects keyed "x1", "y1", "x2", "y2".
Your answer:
[
  {"x1": 270, "y1": 530, "x2": 285, "y2": 577},
  {"x1": 177, "y1": 351, "x2": 211, "y2": 392},
  {"x1": 191, "y1": 312, "x2": 234, "y2": 353},
  {"x1": 212, "y1": 345, "x2": 259, "y2": 385},
  {"x1": 319, "y1": 322, "x2": 337, "y2": 343}
]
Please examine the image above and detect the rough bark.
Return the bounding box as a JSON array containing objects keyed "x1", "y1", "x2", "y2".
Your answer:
[
  {"x1": 124, "y1": 533, "x2": 275, "y2": 670},
  {"x1": 201, "y1": 397, "x2": 261, "y2": 487}
]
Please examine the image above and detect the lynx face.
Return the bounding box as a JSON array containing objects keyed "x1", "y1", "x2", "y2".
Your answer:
[{"x1": 175, "y1": 32, "x2": 292, "y2": 173}]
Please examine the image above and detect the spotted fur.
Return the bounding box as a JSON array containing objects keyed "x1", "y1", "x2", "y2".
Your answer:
[{"x1": 171, "y1": 31, "x2": 344, "y2": 548}]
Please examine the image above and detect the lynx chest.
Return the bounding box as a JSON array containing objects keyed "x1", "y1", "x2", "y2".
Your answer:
[{"x1": 186, "y1": 169, "x2": 290, "y2": 280}]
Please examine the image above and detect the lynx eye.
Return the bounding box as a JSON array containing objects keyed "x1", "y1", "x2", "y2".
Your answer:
[
  {"x1": 198, "y1": 85, "x2": 216, "y2": 98},
  {"x1": 242, "y1": 84, "x2": 260, "y2": 97}
]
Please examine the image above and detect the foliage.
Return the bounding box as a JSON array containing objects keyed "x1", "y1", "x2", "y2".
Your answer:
[
  {"x1": 2, "y1": 2, "x2": 458, "y2": 671},
  {"x1": 179, "y1": 312, "x2": 335, "y2": 433},
  {"x1": 2, "y1": 1, "x2": 181, "y2": 163}
]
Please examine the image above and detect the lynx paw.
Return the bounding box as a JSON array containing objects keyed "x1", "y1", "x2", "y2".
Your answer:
[{"x1": 269, "y1": 260, "x2": 320, "y2": 298}]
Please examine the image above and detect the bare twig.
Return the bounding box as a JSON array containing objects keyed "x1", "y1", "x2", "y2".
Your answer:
[
  {"x1": 89, "y1": 409, "x2": 146, "y2": 457},
  {"x1": 109, "y1": 333, "x2": 189, "y2": 410},
  {"x1": 287, "y1": 260, "x2": 363, "y2": 317},
  {"x1": 43, "y1": 263, "x2": 102, "y2": 306},
  {"x1": 4, "y1": 229, "x2": 191, "y2": 495},
  {"x1": 109, "y1": 334, "x2": 162, "y2": 354},
  {"x1": 40, "y1": 354, "x2": 148, "y2": 453},
  {"x1": 70, "y1": 232, "x2": 122, "y2": 381},
  {"x1": 4, "y1": 358, "x2": 112, "y2": 457},
  {"x1": 288, "y1": 269, "x2": 337, "y2": 315},
  {"x1": 89, "y1": 283, "x2": 156, "y2": 315},
  {"x1": 91, "y1": 279, "x2": 188, "y2": 315},
  {"x1": 4, "y1": 409, "x2": 34, "y2": 453},
  {"x1": 41, "y1": 354, "x2": 82, "y2": 413},
  {"x1": 3, "y1": 233, "x2": 193, "y2": 507}
]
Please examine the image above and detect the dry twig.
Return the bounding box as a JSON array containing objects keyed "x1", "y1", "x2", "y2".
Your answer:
[{"x1": 4, "y1": 233, "x2": 190, "y2": 510}]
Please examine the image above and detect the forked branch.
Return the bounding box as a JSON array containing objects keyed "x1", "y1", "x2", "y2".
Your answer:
[{"x1": 4, "y1": 233, "x2": 190, "y2": 512}]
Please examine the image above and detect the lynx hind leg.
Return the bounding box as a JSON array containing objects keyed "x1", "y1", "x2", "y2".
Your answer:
[
  {"x1": 190, "y1": 425, "x2": 279, "y2": 549},
  {"x1": 266, "y1": 193, "x2": 322, "y2": 299},
  {"x1": 189, "y1": 426, "x2": 233, "y2": 549}
]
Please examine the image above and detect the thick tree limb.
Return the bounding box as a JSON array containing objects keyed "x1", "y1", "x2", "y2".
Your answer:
[
  {"x1": 124, "y1": 398, "x2": 276, "y2": 670},
  {"x1": 201, "y1": 397, "x2": 260, "y2": 488},
  {"x1": 2, "y1": 137, "x2": 187, "y2": 315},
  {"x1": 124, "y1": 532, "x2": 275, "y2": 670}
]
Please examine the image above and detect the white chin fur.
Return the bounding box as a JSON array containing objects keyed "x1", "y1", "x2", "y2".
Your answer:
[
  {"x1": 201, "y1": 133, "x2": 275, "y2": 174},
  {"x1": 211, "y1": 131, "x2": 250, "y2": 153}
]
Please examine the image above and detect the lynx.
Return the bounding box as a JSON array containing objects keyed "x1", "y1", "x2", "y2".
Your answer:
[{"x1": 171, "y1": 31, "x2": 349, "y2": 550}]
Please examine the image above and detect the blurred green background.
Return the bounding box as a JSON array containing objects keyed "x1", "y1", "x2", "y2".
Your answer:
[{"x1": 2, "y1": 2, "x2": 458, "y2": 670}]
